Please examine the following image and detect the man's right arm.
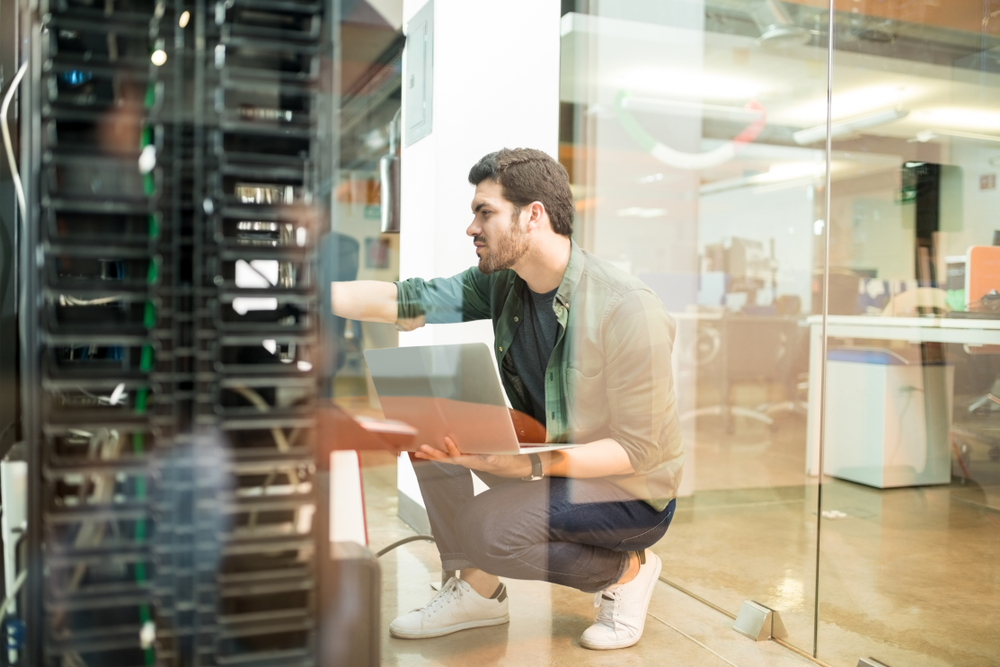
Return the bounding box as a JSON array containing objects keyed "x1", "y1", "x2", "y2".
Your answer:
[
  {"x1": 333, "y1": 268, "x2": 493, "y2": 332},
  {"x1": 330, "y1": 281, "x2": 426, "y2": 331}
]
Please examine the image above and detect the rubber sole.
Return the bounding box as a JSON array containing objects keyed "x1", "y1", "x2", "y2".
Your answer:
[
  {"x1": 579, "y1": 554, "x2": 663, "y2": 650},
  {"x1": 389, "y1": 614, "x2": 510, "y2": 639}
]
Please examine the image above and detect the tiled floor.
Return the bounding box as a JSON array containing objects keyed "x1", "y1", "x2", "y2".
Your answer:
[
  {"x1": 650, "y1": 417, "x2": 1000, "y2": 667},
  {"x1": 353, "y1": 399, "x2": 1000, "y2": 667},
  {"x1": 361, "y1": 450, "x2": 817, "y2": 667}
]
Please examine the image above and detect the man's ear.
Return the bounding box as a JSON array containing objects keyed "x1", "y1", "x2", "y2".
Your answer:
[{"x1": 525, "y1": 201, "x2": 546, "y2": 232}]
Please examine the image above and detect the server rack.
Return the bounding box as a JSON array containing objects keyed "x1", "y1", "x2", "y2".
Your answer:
[{"x1": 10, "y1": 0, "x2": 336, "y2": 663}]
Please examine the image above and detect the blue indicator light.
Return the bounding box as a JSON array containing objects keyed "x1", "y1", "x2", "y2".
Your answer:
[{"x1": 60, "y1": 70, "x2": 93, "y2": 86}]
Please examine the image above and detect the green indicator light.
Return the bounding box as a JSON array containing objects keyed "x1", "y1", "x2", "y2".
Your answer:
[
  {"x1": 135, "y1": 385, "x2": 150, "y2": 410},
  {"x1": 143, "y1": 302, "x2": 156, "y2": 329},
  {"x1": 139, "y1": 346, "x2": 154, "y2": 372},
  {"x1": 148, "y1": 215, "x2": 159, "y2": 240}
]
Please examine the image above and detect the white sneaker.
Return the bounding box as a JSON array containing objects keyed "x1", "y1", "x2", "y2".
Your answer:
[
  {"x1": 389, "y1": 577, "x2": 510, "y2": 639},
  {"x1": 580, "y1": 550, "x2": 662, "y2": 650}
]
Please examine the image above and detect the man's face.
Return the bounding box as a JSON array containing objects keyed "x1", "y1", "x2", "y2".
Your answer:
[{"x1": 467, "y1": 180, "x2": 529, "y2": 274}]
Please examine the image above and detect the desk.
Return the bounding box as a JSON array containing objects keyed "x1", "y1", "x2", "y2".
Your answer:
[{"x1": 805, "y1": 316, "x2": 1000, "y2": 475}]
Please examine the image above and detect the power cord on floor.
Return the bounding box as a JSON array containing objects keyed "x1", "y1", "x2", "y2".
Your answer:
[{"x1": 375, "y1": 535, "x2": 436, "y2": 558}]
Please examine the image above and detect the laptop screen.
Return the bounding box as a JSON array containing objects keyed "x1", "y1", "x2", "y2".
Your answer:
[{"x1": 364, "y1": 343, "x2": 508, "y2": 407}]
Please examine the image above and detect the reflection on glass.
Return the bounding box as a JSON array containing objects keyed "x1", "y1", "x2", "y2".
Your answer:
[
  {"x1": 330, "y1": 1, "x2": 1000, "y2": 664},
  {"x1": 560, "y1": 0, "x2": 829, "y2": 654},
  {"x1": 819, "y1": 1, "x2": 1000, "y2": 665}
]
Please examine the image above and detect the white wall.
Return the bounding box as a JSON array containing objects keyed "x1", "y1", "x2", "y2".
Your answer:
[
  {"x1": 397, "y1": 0, "x2": 561, "y2": 508},
  {"x1": 398, "y1": 0, "x2": 561, "y2": 349}
]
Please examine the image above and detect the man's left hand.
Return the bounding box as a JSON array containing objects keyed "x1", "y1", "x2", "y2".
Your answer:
[{"x1": 413, "y1": 437, "x2": 528, "y2": 478}]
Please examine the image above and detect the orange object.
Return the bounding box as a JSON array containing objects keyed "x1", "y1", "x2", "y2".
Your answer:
[
  {"x1": 334, "y1": 178, "x2": 381, "y2": 204},
  {"x1": 965, "y1": 245, "x2": 1000, "y2": 307},
  {"x1": 785, "y1": 0, "x2": 1000, "y2": 36},
  {"x1": 317, "y1": 402, "x2": 417, "y2": 456},
  {"x1": 509, "y1": 408, "x2": 546, "y2": 444}
]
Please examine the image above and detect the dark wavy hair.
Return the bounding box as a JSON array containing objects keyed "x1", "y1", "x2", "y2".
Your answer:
[{"x1": 468, "y1": 148, "x2": 574, "y2": 237}]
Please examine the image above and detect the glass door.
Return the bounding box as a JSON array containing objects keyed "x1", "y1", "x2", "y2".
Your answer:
[
  {"x1": 817, "y1": 1, "x2": 1000, "y2": 664},
  {"x1": 559, "y1": 0, "x2": 831, "y2": 654}
]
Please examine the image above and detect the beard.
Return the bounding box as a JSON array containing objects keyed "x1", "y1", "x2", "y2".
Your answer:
[{"x1": 476, "y1": 213, "x2": 529, "y2": 274}]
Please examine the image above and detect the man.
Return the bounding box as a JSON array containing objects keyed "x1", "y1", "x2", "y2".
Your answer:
[{"x1": 331, "y1": 148, "x2": 683, "y2": 650}]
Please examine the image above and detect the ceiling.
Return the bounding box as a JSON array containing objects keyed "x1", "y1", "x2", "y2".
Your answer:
[{"x1": 560, "y1": 7, "x2": 1000, "y2": 190}]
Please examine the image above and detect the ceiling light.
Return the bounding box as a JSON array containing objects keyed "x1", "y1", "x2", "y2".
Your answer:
[
  {"x1": 749, "y1": 0, "x2": 811, "y2": 48},
  {"x1": 638, "y1": 173, "x2": 664, "y2": 184},
  {"x1": 913, "y1": 108, "x2": 1000, "y2": 132},
  {"x1": 786, "y1": 85, "x2": 915, "y2": 126},
  {"x1": 178, "y1": 10, "x2": 190, "y2": 27},
  {"x1": 701, "y1": 162, "x2": 826, "y2": 195},
  {"x1": 758, "y1": 24, "x2": 811, "y2": 47},
  {"x1": 620, "y1": 96, "x2": 764, "y2": 124},
  {"x1": 760, "y1": 162, "x2": 826, "y2": 181},
  {"x1": 911, "y1": 128, "x2": 1000, "y2": 144},
  {"x1": 150, "y1": 49, "x2": 167, "y2": 66},
  {"x1": 793, "y1": 108, "x2": 909, "y2": 145},
  {"x1": 617, "y1": 68, "x2": 769, "y2": 102}
]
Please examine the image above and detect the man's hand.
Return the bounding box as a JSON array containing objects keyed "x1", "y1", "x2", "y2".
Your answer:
[
  {"x1": 395, "y1": 314, "x2": 426, "y2": 332},
  {"x1": 413, "y1": 437, "x2": 531, "y2": 478}
]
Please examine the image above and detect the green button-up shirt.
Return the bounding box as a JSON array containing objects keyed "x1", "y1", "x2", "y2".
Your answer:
[{"x1": 395, "y1": 241, "x2": 684, "y2": 510}]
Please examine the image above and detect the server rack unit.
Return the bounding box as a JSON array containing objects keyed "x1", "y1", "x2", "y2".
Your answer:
[{"x1": 14, "y1": 0, "x2": 333, "y2": 664}]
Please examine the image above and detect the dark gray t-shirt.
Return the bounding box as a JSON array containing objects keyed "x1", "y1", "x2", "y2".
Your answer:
[{"x1": 508, "y1": 285, "x2": 559, "y2": 424}]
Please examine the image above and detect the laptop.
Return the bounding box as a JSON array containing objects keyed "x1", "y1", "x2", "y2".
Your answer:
[{"x1": 363, "y1": 343, "x2": 575, "y2": 455}]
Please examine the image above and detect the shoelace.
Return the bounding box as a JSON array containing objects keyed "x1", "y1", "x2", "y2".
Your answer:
[
  {"x1": 592, "y1": 590, "x2": 620, "y2": 630},
  {"x1": 420, "y1": 577, "x2": 462, "y2": 617}
]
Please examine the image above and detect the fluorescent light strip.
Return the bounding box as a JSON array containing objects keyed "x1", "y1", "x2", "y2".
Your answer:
[
  {"x1": 793, "y1": 108, "x2": 908, "y2": 145},
  {"x1": 912, "y1": 128, "x2": 1000, "y2": 144},
  {"x1": 701, "y1": 162, "x2": 826, "y2": 195},
  {"x1": 620, "y1": 96, "x2": 764, "y2": 124}
]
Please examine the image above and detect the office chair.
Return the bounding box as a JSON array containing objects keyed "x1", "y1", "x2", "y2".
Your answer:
[{"x1": 679, "y1": 314, "x2": 805, "y2": 433}]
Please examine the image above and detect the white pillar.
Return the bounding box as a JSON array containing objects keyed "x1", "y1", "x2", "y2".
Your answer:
[{"x1": 395, "y1": 0, "x2": 561, "y2": 518}]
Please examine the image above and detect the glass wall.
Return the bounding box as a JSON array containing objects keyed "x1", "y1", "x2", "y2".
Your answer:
[
  {"x1": 561, "y1": 0, "x2": 1000, "y2": 663},
  {"x1": 333, "y1": 1, "x2": 1000, "y2": 663},
  {"x1": 332, "y1": 5, "x2": 403, "y2": 407},
  {"x1": 817, "y1": 1, "x2": 1000, "y2": 665},
  {"x1": 560, "y1": 0, "x2": 828, "y2": 655}
]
